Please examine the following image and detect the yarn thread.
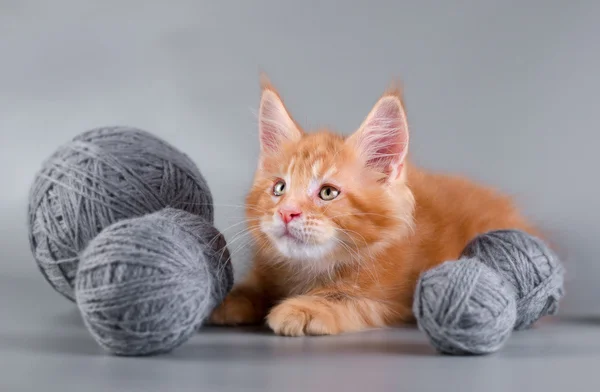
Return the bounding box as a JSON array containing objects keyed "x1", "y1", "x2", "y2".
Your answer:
[
  {"x1": 413, "y1": 258, "x2": 517, "y2": 355},
  {"x1": 461, "y1": 229, "x2": 564, "y2": 330},
  {"x1": 75, "y1": 208, "x2": 233, "y2": 356},
  {"x1": 28, "y1": 126, "x2": 213, "y2": 301},
  {"x1": 414, "y1": 229, "x2": 565, "y2": 355}
]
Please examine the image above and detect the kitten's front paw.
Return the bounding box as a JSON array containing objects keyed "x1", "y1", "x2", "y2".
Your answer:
[
  {"x1": 267, "y1": 296, "x2": 339, "y2": 337},
  {"x1": 209, "y1": 291, "x2": 265, "y2": 326}
]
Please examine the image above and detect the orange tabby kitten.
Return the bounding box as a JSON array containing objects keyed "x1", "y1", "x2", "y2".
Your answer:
[{"x1": 210, "y1": 78, "x2": 538, "y2": 336}]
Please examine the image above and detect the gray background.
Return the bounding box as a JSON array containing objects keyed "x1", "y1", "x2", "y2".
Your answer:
[{"x1": 1, "y1": 1, "x2": 599, "y2": 391}]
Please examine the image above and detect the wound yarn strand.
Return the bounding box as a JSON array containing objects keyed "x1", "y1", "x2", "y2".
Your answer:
[
  {"x1": 28, "y1": 127, "x2": 233, "y2": 356},
  {"x1": 75, "y1": 208, "x2": 231, "y2": 356},
  {"x1": 461, "y1": 230, "x2": 564, "y2": 330},
  {"x1": 414, "y1": 229, "x2": 565, "y2": 355},
  {"x1": 28, "y1": 126, "x2": 213, "y2": 301}
]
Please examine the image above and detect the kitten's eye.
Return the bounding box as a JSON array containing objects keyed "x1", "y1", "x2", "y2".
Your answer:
[
  {"x1": 273, "y1": 180, "x2": 286, "y2": 196},
  {"x1": 319, "y1": 185, "x2": 340, "y2": 201}
]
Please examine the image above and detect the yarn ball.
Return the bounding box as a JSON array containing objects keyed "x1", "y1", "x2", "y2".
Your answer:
[
  {"x1": 75, "y1": 208, "x2": 233, "y2": 356},
  {"x1": 461, "y1": 229, "x2": 565, "y2": 330},
  {"x1": 28, "y1": 126, "x2": 213, "y2": 301},
  {"x1": 413, "y1": 258, "x2": 517, "y2": 355}
]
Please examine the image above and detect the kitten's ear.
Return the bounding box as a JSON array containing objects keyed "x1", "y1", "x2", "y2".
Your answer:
[
  {"x1": 347, "y1": 90, "x2": 409, "y2": 181},
  {"x1": 258, "y1": 78, "x2": 302, "y2": 155}
]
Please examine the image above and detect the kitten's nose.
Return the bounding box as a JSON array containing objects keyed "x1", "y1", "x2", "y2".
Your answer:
[{"x1": 279, "y1": 207, "x2": 302, "y2": 224}]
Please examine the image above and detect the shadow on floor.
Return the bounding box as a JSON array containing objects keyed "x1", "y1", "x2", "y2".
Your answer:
[
  {"x1": 501, "y1": 343, "x2": 600, "y2": 359},
  {"x1": 197, "y1": 325, "x2": 275, "y2": 335},
  {"x1": 171, "y1": 336, "x2": 437, "y2": 361},
  {"x1": 52, "y1": 308, "x2": 86, "y2": 328},
  {"x1": 557, "y1": 315, "x2": 600, "y2": 326}
]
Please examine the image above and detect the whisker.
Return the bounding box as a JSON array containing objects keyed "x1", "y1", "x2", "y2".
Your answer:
[
  {"x1": 331, "y1": 236, "x2": 370, "y2": 286},
  {"x1": 226, "y1": 227, "x2": 263, "y2": 255},
  {"x1": 218, "y1": 227, "x2": 263, "y2": 266},
  {"x1": 331, "y1": 234, "x2": 363, "y2": 284},
  {"x1": 205, "y1": 219, "x2": 259, "y2": 250},
  {"x1": 175, "y1": 202, "x2": 270, "y2": 215},
  {"x1": 334, "y1": 227, "x2": 381, "y2": 285}
]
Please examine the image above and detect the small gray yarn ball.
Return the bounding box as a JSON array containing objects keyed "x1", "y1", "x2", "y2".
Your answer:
[
  {"x1": 75, "y1": 208, "x2": 233, "y2": 356},
  {"x1": 461, "y1": 229, "x2": 565, "y2": 330},
  {"x1": 413, "y1": 258, "x2": 517, "y2": 355},
  {"x1": 28, "y1": 126, "x2": 213, "y2": 301}
]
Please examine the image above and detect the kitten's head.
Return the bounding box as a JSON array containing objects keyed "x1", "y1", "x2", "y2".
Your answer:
[{"x1": 246, "y1": 78, "x2": 415, "y2": 270}]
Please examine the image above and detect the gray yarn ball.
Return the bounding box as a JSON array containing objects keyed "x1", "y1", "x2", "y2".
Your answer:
[
  {"x1": 461, "y1": 229, "x2": 565, "y2": 330},
  {"x1": 28, "y1": 126, "x2": 213, "y2": 301},
  {"x1": 413, "y1": 258, "x2": 517, "y2": 355},
  {"x1": 75, "y1": 208, "x2": 233, "y2": 356}
]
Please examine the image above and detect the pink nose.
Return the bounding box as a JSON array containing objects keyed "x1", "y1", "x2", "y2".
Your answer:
[{"x1": 279, "y1": 208, "x2": 302, "y2": 224}]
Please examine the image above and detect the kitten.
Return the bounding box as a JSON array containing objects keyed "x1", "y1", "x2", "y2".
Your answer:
[{"x1": 210, "y1": 78, "x2": 538, "y2": 336}]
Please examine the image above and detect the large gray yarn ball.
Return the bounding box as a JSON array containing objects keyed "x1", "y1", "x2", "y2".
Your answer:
[
  {"x1": 413, "y1": 258, "x2": 517, "y2": 355},
  {"x1": 28, "y1": 126, "x2": 213, "y2": 301},
  {"x1": 461, "y1": 229, "x2": 565, "y2": 330},
  {"x1": 75, "y1": 208, "x2": 233, "y2": 356}
]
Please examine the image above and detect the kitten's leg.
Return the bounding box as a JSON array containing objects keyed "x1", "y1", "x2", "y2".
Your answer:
[
  {"x1": 209, "y1": 272, "x2": 273, "y2": 326},
  {"x1": 267, "y1": 289, "x2": 404, "y2": 336}
]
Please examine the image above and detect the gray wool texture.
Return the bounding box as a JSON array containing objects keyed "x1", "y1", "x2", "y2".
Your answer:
[
  {"x1": 28, "y1": 126, "x2": 214, "y2": 301},
  {"x1": 75, "y1": 208, "x2": 233, "y2": 356},
  {"x1": 413, "y1": 229, "x2": 566, "y2": 355},
  {"x1": 413, "y1": 257, "x2": 517, "y2": 355},
  {"x1": 461, "y1": 229, "x2": 565, "y2": 330}
]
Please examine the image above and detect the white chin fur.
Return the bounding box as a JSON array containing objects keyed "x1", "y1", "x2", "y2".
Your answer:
[
  {"x1": 260, "y1": 220, "x2": 336, "y2": 262},
  {"x1": 272, "y1": 235, "x2": 336, "y2": 261}
]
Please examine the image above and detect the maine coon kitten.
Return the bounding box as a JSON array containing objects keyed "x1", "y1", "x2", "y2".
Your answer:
[{"x1": 210, "y1": 78, "x2": 538, "y2": 336}]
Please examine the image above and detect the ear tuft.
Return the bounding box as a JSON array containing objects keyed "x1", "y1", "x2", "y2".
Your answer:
[
  {"x1": 258, "y1": 82, "x2": 302, "y2": 154},
  {"x1": 259, "y1": 72, "x2": 274, "y2": 91},
  {"x1": 348, "y1": 92, "x2": 409, "y2": 181}
]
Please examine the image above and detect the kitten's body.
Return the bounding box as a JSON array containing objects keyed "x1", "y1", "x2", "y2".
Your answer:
[{"x1": 211, "y1": 80, "x2": 537, "y2": 336}]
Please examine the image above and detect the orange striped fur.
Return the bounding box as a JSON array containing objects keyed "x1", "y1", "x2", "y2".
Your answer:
[{"x1": 210, "y1": 79, "x2": 538, "y2": 336}]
